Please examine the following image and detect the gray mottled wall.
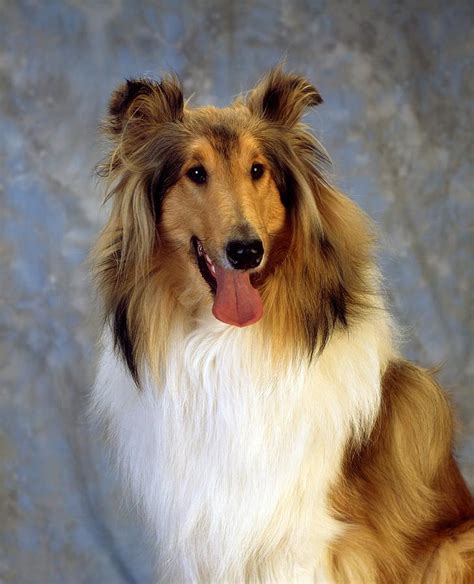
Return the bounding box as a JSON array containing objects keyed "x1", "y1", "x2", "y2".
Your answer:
[{"x1": 1, "y1": 0, "x2": 473, "y2": 582}]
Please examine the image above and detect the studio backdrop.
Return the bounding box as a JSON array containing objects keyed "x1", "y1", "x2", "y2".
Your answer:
[{"x1": 1, "y1": 1, "x2": 472, "y2": 582}]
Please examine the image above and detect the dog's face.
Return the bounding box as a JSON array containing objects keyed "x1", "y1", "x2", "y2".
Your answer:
[
  {"x1": 161, "y1": 114, "x2": 286, "y2": 326},
  {"x1": 103, "y1": 69, "x2": 323, "y2": 328}
]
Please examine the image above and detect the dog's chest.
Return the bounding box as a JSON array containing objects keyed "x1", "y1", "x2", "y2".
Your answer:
[
  {"x1": 95, "y1": 319, "x2": 385, "y2": 581},
  {"x1": 150, "y1": 329, "x2": 338, "y2": 577}
]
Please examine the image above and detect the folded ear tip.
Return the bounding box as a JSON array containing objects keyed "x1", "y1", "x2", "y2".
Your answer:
[
  {"x1": 293, "y1": 76, "x2": 323, "y2": 107},
  {"x1": 108, "y1": 78, "x2": 150, "y2": 118},
  {"x1": 248, "y1": 68, "x2": 322, "y2": 125},
  {"x1": 105, "y1": 75, "x2": 184, "y2": 135},
  {"x1": 310, "y1": 89, "x2": 324, "y2": 106},
  {"x1": 108, "y1": 82, "x2": 129, "y2": 117}
]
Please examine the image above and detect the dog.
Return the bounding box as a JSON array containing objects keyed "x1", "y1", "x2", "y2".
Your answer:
[{"x1": 91, "y1": 68, "x2": 473, "y2": 583}]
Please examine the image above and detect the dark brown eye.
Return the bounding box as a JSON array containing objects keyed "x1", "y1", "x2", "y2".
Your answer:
[
  {"x1": 251, "y1": 163, "x2": 264, "y2": 180},
  {"x1": 186, "y1": 166, "x2": 207, "y2": 184}
]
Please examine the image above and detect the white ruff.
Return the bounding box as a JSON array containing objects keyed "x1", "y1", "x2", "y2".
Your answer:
[{"x1": 92, "y1": 311, "x2": 392, "y2": 583}]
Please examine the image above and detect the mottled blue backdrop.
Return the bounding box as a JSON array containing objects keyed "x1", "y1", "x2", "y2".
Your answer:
[{"x1": 1, "y1": 1, "x2": 473, "y2": 582}]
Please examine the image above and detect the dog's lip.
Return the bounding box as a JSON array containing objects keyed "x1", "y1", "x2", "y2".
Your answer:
[
  {"x1": 194, "y1": 237, "x2": 217, "y2": 277},
  {"x1": 191, "y1": 236, "x2": 218, "y2": 293}
]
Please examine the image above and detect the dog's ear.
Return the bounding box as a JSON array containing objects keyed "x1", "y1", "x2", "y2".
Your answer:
[
  {"x1": 106, "y1": 75, "x2": 184, "y2": 135},
  {"x1": 247, "y1": 67, "x2": 322, "y2": 127}
]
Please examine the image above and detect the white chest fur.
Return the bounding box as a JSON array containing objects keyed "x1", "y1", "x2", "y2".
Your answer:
[{"x1": 92, "y1": 315, "x2": 390, "y2": 582}]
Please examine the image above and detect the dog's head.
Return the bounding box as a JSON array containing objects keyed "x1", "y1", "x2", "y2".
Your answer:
[{"x1": 95, "y1": 68, "x2": 373, "y2": 383}]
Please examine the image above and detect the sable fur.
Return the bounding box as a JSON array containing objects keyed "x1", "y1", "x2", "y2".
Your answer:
[
  {"x1": 329, "y1": 360, "x2": 474, "y2": 583},
  {"x1": 91, "y1": 67, "x2": 473, "y2": 582}
]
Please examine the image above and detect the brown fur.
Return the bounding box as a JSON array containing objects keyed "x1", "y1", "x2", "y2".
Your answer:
[
  {"x1": 93, "y1": 67, "x2": 473, "y2": 581},
  {"x1": 329, "y1": 360, "x2": 474, "y2": 583}
]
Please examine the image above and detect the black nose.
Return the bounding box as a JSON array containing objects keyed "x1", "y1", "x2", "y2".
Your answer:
[{"x1": 226, "y1": 239, "x2": 264, "y2": 270}]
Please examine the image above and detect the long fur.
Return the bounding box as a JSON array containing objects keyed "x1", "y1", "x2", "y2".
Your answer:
[{"x1": 91, "y1": 67, "x2": 473, "y2": 582}]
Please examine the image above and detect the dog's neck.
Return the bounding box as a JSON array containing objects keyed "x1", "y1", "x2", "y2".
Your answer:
[{"x1": 153, "y1": 307, "x2": 392, "y2": 435}]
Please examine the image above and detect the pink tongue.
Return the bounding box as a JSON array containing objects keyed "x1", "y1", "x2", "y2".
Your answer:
[{"x1": 212, "y1": 266, "x2": 263, "y2": 327}]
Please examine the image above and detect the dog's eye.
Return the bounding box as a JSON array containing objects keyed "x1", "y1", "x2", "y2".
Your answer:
[
  {"x1": 250, "y1": 163, "x2": 264, "y2": 181},
  {"x1": 186, "y1": 166, "x2": 207, "y2": 185}
]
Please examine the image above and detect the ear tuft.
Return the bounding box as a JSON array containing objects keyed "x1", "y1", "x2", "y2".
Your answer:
[
  {"x1": 109, "y1": 79, "x2": 153, "y2": 118},
  {"x1": 247, "y1": 67, "x2": 322, "y2": 127},
  {"x1": 106, "y1": 75, "x2": 184, "y2": 135}
]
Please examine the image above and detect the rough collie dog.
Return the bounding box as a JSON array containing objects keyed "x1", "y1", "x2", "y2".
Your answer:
[{"x1": 91, "y1": 68, "x2": 473, "y2": 583}]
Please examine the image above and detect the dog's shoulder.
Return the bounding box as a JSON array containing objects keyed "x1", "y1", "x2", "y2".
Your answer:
[
  {"x1": 346, "y1": 358, "x2": 471, "y2": 511},
  {"x1": 379, "y1": 359, "x2": 455, "y2": 461}
]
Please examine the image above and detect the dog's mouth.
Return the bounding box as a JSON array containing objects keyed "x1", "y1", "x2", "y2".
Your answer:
[
  {"x1": 192, "y1": 236, "x2": 218, "y2": 294},
  {"x1": 191, "y1": 236, "x2": 263, "y2": 327}
]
